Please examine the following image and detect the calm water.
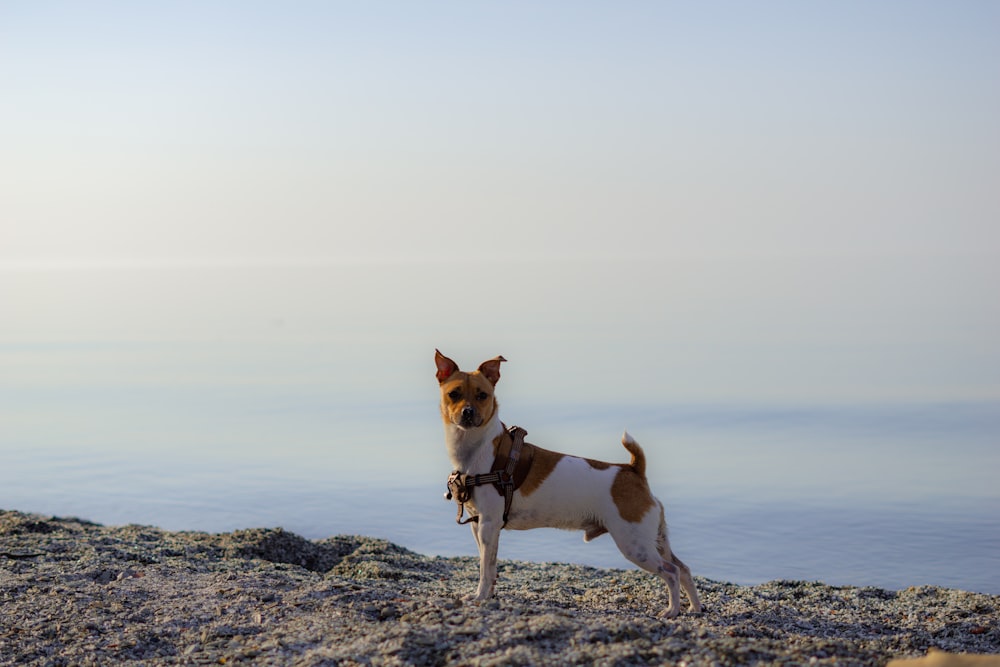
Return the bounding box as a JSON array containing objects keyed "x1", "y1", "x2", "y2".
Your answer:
[{"x1": 2, "y1": 341, "x2": 998, "y2": 595}]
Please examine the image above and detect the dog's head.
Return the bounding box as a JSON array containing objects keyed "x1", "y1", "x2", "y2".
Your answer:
[{"x1": 435, "y1": 350, "x2": 506, "y2": 430}]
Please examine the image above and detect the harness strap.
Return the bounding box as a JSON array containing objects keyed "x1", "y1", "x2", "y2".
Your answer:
[
  {"x1": 498, "y1": 425, "x2": 526, "y2": 524},
  {"x1": 444, "y1": 425, "x2": 531, "y2": 527}
]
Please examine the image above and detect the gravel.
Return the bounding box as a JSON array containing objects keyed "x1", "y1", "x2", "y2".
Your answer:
[{"x1": 1, "y1": 509, "x2": 997, "y2": 666}]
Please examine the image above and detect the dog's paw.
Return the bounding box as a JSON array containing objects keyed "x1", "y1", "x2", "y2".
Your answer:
[{"x1": 467, "y1": 598, "x2": 500, "y2": 610}]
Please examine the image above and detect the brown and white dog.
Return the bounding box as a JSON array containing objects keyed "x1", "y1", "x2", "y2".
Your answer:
[{"x1": 435, "y1": 350, "x2": 702, "y2": 618}]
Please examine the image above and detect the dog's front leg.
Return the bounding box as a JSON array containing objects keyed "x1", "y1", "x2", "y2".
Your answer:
[
  {"x1": 469, "y1": 515, "x2": 501, "y2": 601},
  {"x1": 469, "y1": 520, "x2": 482, "y2": 551}
]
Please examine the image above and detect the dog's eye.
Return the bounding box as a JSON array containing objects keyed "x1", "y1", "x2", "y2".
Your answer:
[
  {"x1": 476, "y1": 391, "x2": 488, "y2": 401},
  {"x1": 448, "y1": 389, "x2": 462, "y2": 401}
]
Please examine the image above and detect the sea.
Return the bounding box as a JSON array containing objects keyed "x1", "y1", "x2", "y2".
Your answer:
[{"x1": 2, "y1": 339, "x2": 998, "y2": 596}]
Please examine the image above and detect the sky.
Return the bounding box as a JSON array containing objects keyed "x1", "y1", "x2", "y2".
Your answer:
[{"x1": 1, "y1": 1, "x2": 999, "y2": 403}]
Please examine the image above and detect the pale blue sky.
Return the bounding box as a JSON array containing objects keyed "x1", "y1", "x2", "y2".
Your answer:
[{"x1": 1, "y1": 2, "x2": 998, "y2": 402}]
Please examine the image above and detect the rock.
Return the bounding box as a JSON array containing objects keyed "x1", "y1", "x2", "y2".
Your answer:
[{"x1": 1, "y1": 509, "x2": 998, "y2": 666}]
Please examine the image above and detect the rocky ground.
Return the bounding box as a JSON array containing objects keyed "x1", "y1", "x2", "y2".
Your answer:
[{"x1": 1, "y1": 510, "x2": 997, "y2": 666}]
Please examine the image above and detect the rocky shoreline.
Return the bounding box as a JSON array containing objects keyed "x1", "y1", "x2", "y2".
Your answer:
[{"x1": 1, "y1": 510, "x2": 997, "y2": 666}]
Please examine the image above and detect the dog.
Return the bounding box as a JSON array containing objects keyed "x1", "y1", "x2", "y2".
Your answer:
[{"x1": 435, "y1": 350, "x2": 701, "y2": 618}]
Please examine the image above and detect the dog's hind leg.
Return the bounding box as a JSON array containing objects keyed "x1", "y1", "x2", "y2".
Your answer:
[
  {"x1": 610, "y1": 527, "x2": 683, "y2": 618},
  {"x1": 654, "y1": 505, "x2": 701, "y2": 614},
  {"x1": 669, "y1": 552, "x2": 702, "y2": 613}
]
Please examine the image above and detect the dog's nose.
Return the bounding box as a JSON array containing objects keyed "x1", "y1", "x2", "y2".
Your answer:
[{"x1": 461, "y1": 405, "x2": 476, "y2": 424}]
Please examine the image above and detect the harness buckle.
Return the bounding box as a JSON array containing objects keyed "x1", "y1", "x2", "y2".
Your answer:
[{"x1": 442, "y1": 424, "x2": 531, "y2": 528}]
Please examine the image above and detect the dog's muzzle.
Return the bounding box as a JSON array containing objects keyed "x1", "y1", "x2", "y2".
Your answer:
[{"x1": 459, "y1": 405, "x2": 477, "y2": 427}]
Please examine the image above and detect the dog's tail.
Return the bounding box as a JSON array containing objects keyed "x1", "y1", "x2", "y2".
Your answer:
[{"x1": 621, "y1": 431, "x2": 647, "y2": 478}]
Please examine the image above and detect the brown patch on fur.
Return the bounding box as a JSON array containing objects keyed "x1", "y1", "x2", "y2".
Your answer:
[
  {"x1": 621, "y1": 436, "x2": 646, "y2": 477},
  {"x1": 491, "y1": 432, "x2": 504, "y2": 457},
  {"x1": 516, "y1": 445, "x2": 564, "y2": 497},
  {"x1": 584, "y1": 458, "x2": 612, "y2": 470},
  {"x1": 611, "y1": 466, "x2": 656, "y2": 523}
]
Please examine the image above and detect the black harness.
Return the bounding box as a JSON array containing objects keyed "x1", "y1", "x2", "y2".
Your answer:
[{"x1": 444, "y1": 425, "x2": 532, "y2": 527}]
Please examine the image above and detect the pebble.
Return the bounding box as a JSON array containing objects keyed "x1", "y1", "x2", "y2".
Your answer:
[{"x1": 2, "y1": 509, "x2": 998, "y2": 666}]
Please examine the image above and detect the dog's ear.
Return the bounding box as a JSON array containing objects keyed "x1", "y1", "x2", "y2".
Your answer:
[
  {"x1": 435, "y1": 349, "x2": 460, "y2": 384},
  {"x1": 477, "y1": 355, "x2": 507, "y2": 386}
]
